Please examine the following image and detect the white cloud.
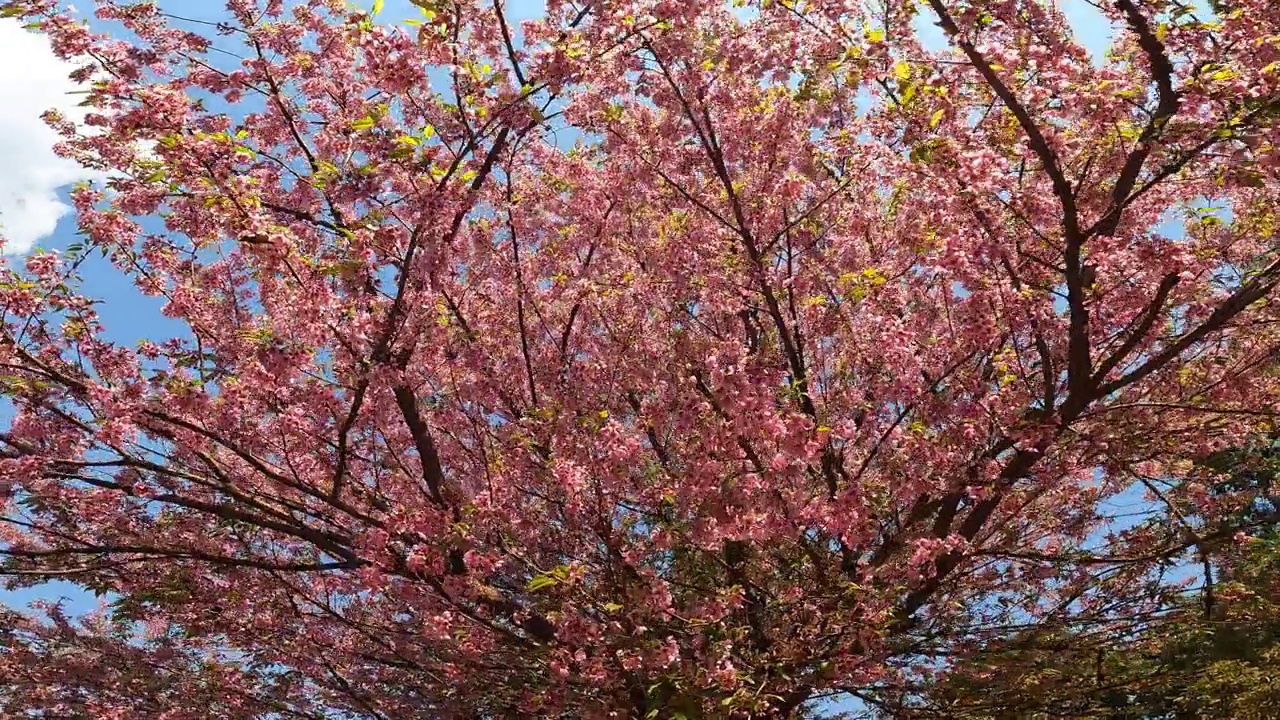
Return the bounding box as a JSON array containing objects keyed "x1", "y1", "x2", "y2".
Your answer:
[{"x1": 0, "y1": 18, "x2": 99, "y2": 255}]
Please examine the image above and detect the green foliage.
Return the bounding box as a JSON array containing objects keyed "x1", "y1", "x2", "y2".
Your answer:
[{"x1": 903, "y1": 439, "x2": 1280, "y2": 719}]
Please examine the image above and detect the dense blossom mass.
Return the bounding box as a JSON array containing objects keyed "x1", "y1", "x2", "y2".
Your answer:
[{"x1": 1, "y1": 0, "x2": 1279, "y2": 716}]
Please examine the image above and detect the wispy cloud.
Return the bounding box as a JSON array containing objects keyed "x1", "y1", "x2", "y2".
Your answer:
[{"x1": 0, "y1": 18, "x2": 98, "y2": 255}]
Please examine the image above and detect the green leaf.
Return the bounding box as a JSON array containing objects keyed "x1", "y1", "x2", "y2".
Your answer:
[
  {"x1": 1210, "y1": 68, "x2": 1237, "y2": 82},
  {"x1": 526, "y1": 574, "x2": 558, "y2": 592},
  {"x1": 371, "y1": 0, "x2": 383, "y2": 15},
  {"x1": 351, "y1": 115, "x2": 377, "y2": 131}
]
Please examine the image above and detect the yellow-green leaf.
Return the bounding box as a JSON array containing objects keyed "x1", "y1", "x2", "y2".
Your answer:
[{"x1": 527, "y1": 574, "x2": 558, "y2": 592}]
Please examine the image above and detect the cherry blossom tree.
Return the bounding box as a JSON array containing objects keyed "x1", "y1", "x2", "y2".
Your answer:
[{"x1": 2, "y1": 0, "x2": 1279, "y2": 717}]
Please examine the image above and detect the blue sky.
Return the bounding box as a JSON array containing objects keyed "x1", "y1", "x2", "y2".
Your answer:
[{"x1": 0, "y1": 1, "x2": 1134, "y2": 714}]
